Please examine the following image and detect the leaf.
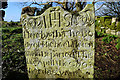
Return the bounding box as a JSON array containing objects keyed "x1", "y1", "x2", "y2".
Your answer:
[
  {"x1": 97, "y1": 32, "x2": 101, "y2": 36},
  {"x1": 117, "y1": 39, "x2": 120, "y2": 43},
  {"x1": 4, "y1": 45, "x2": 7, "y2": 48},
  {"x1": 105, "y1": 53, "x2": 107, "y2": 55},
  {"x1": 102, "y1": 37, "x2": 107, "y2": 42},
  {"x1": 115, "y1": 42, "x2": 120, "y2": 50}
]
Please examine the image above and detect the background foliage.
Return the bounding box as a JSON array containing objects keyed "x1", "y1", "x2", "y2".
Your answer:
[
  {"x1": 2, "y1": 21, "x2": 28, "y2": 80},
  {"x1": 95, "y1": 16, "x2": 120, "y2": 31}
]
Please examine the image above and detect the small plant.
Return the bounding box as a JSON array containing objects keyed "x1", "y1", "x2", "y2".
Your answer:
[
  {"x1": 97, "y1": 31, "x2": 103, "y2": 37},
  {"x1": 104, "y1": 53, "x2": 107, "y2": 56},
  {"x1": 102, "y1": 34, "x2": 117, "y2": 43},
  {"x1": 115, "y1": 39, "x2": 120, "y2": 50}
]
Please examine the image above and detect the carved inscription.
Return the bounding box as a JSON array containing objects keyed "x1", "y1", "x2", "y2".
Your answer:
[{"x1": 21, "y1": 4, "x2": 95, "y2": 79}]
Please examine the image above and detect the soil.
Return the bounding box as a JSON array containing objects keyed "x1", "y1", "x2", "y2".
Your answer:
[{"x1": 94, "y1": 36, "x2": 120, "y2": 79}]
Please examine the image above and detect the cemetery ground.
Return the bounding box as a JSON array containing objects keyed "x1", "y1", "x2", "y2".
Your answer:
[{"x1": 2, "y1": 21, "x2": 120, "y2": 79}]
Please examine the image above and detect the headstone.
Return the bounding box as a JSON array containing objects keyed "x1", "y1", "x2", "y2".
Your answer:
[
  {"x1": 116, "y1": 31, "x2": 120, "y2": 36},
  {"x1": 112, "y1": 17, "x2": 116, "y2": 23},
  {"x1": 111, "y1": 30, "x2": 116, "y2": 35},
  {"x1": 106, "y1": 28, "x2": 111, "y2": 34},
  {"x1": 21, "y1": 4, "x2": 95, "y2": 79}
]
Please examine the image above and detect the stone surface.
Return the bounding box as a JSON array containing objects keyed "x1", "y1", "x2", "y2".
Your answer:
[
  {"x1": 21, "y1": 4, "x2": 95, "y2": 79},
  {"x1": 106, "y1": 28, "x2": 111, "y2": 34},
  {"x1": 110, "y1": 30, "x2": 116, "y2": 35},
  {"x1": 112, "y1": 17, "x2": 116, "y2": 23}
]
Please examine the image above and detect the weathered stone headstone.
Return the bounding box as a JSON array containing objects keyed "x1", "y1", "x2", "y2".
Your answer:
[{"x1": 21, "y1": 4, "x2": 95, "y2": 79}]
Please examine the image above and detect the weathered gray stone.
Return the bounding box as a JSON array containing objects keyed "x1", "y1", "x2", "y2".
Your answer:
[{"x1": 21, "y1": 4, "x2": 95, "y2": 79}]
